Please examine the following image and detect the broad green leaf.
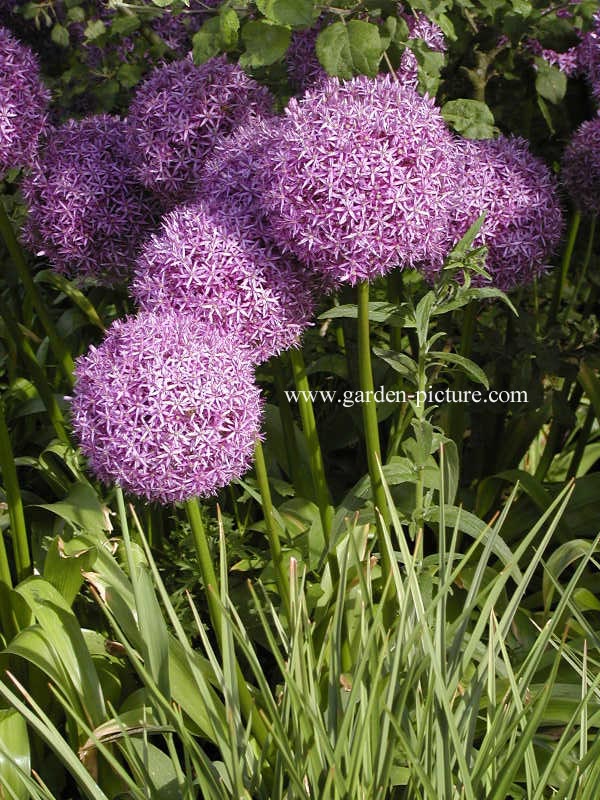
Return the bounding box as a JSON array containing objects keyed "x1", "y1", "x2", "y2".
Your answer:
[
  {"x1": 256, "y1": 0, "x2": 315, "y2": 27},
  {"x1": 240, "y1": 20, "x2": 291, "y2": 67},
  {"x1": 110, "y1": 15, "x2": 140, "y2": 35},
  {"x1": 84, "y1": 19, "x2": 106, "y2": 40},
  {"x1": 316, "y1": 20, "x2": 382, "y2": 79},
  {"x1": 0, "y1": 709, "x2": 29, "y2": 800},
  {"x1": 15, "y1": 578, "x2": 106, "y2": 727},
  {"x1": 36, "y1": 481, "x2": 110, "y2": 537},
  {"x1": 43, "y1": 535, "x2": 96, "y2": 606},
  {"x1": 134, "y1": 566, "x2": 170, "y2": 698},
  {"x1": 219, "y1": 7, "x2": 239, "y2": 49},
  {"x1": 319, "y1": 301, "x2": 400, "y2": 323},
  {"x1": 192, "y1": 17, "x2": 222, "y2": 64},
  {"x1": 373, "y1": 347, "x2": 418, "y2": 382},
  {"x1": 543, "y1": 539, "x2": 598, "y2": 612},
  {"x1": 431, "y1": 351, "x2": 490, "y2": 388},
  {"x1": 51, "y1": 23, "x2": 69, "y2": 47},
  {"x1": 442, "y1": 99, "x2": 495, "y2": 139},
  {"x1": 535, "y1": 59, "x2": 567, "y2": 104}
]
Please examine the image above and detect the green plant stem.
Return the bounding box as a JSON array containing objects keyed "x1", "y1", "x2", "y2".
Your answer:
[
  {"x1": 448, "y1": 301, "x2": 477, "y2": 454},
  {"x1": 0, "y1": 199, "x2": 74, "y2": 385},
  {"x1": 567, "y1": 404, "x2": 595, "y2": 480},
  {"x1": 386, "y1": 269, "x2": 407, "y2": 460},
  {"x1": 0, "y1": 295, "x2": 69, "y2": 444},
  {"x1": 288, "y1": 347, "x2": 334, "y2": 534},
  {"x1": 253, "y1": 439, "x2": 290, "y2": 617},
  {"x1": 357, "y1": 281, "x2": 391, "y2": 573},
  {"x1": 0, "y1": 400, "x2": 31, "y2": 582},
  {"x1": 273, "y1": 365, "x2": 303, "y2": 493},
  {"x1": 568, "y1": 216, "x2": 596, "y2": 316},
  {"x1": 183, "y1": 498, "x2": 268, "y2": 751},
  {"x1": 548, "y1": 209, "x2": 581, "y2": 325}
]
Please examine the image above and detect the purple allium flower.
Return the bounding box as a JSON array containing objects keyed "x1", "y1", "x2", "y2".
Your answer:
[
  {"x1": 133, "y1": 201, "x2": 315, "y2": 363},
  {"x1": 577, "y1": 12, "x2": 600, "y2": 103},
  {"x1": 22, "y1": 115, "x2": 158, "y2": 281},
  {"x1": 127, "y1": 55, "x2": 274, "y2": 203},
  {"x1": 71, "y1": 311, "x2": 263, "y2": 503},
  {"x1": 400, "y1": 7, "x2": 446, "y2": 54},
  {"x1": 0, "y1": 26, "x2": 50, "y2": 175},
  {"x1": 255, "y1": 75, "x2": 457, "y2": 285},
  {"x1": 286, "y1": 25, "x2": 327, "y2": 94},
  {"x1": 445, "y1": 136, "x2": 564, "y2": 290},
  {"x1": 561, "y1": 116, "x2": 600, "y2": 216}
]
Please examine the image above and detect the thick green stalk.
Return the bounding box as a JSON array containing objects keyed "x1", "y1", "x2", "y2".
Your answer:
[
  {"x1": 184, "y1": 497, "x2": 268, "y2": 749},
  {"x1": 448, "y1": 300, "x2": 477, "y2": 453},
  {"x1": 288, "y1": 347, "x2": 334, "y2": 534},
  {"x1": 0, "y1": 199, "x2": 74, "y2": 385},
  {"x1": 548, "y1": 209, "x2": 581, "y2": 325},
  {"x1": 273, "y1": 366, "x2": 304, "y2": 494},
  {"x1": 0, "y1": 400, "x2": 31, "y2": 581},
  {"x1": 357, "y1": 281, "x2": 391, "y2": 573},
  {"x1": 386, "y1": 269, "x2": 406, "y2": 460},
  {"x1": 0, "y1": 295, "x2": 69, "y2": 444},
  {"x1": 253, "y1": 440, "x2": 290, "y2": 616}
]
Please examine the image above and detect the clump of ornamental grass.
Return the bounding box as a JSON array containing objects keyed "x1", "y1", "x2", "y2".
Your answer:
[
  {"x1": 256, "y1": 74, "x2": 457, "y2": 286},
  {"x1": 127, "y1": 55, "x2": 274, "y2": 203},
  {"x1": 132, "y1": 201, "x2": 316, "y2": 363},
  {"x1": 441, "y1": 135, "x2": 564, "y2": 290},
  {"x1": 71, "y1": 311, "x2": 263, "y2": 503},
  {"x1": 22, "y1": 114, "x2": 159, "y2": 282},
  {"x1": 0, "y1": 25, "x2": 50, "y2": 175}
]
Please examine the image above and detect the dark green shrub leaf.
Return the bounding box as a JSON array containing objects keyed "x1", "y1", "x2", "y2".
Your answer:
[
  {"x1": 256, "y1": 0, "x2": 315, "y2": 28},
  {"x1": 316, "y1": 20, "x2": 382, "y2": 79},
  {"x1": 535, "y1": 59, "x2": 567, "y2": 104},
  {"x1": 219, "y1": 7, "x2": 240, "y2": 49},
  {"x1": 442, "y1": 98, "x2": 496, "y2": 139},
  {"x1": 192, "y1": 17, "x2": 222, "y2": 64},
  {"x1": 84, "y1": 19, "x2": 106, "y2": 40},
  {"x1": 240, "y1": 20, "x2": 291, "y2": 67},
  {"x1": 51, "y1": 23, "x2": 70, "y2": 47}
]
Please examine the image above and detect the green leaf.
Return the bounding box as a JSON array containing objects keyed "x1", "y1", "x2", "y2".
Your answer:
[
  {"x1": 84, "y1": 19, "x2": 106, "y2": 40},
  {"x1": 316, "y1": 20, "x2": 383, "y2": 79},
  {"x1": 51, "y1": 23, "x2": 70, "y2": 47},
  {"x1": 36, "y1": 481, "x2": 110, "y2": 537},
  {"x1": 219, "y1": 7, "x2": 240, "y2": 49},
  {"x1": 442, "y1": 99, "x2": 495, "y2": 139},
  {"x1": 431, "y1": 351, "x2": 490, "y2": 389},
  {"x1": 373, "y1": 347, "x2": 418, "y2": 382},
  {"x1": 535, "y1": 59, "x2": 567, "y2": 104},
  {"x1": 110, "y1": 15, "x2": 140, "y2": 35},
  {"x1": 543, "y1": 540, "x2": 597, "y2": 613},
  {"x1": 134, "y1": 566, "x2": 170, "y2": 698},
  {"x1": 240, "y1": 20, "x2": 291, "y2": 67},
  {"x1": 117, "y1": 63, "x2": 143, "y2": 89},
  {"x1": 256, "y1": 0, "x2": 315, "y2": 28},
  {"x1": 192, "y1": 17, "x2": 222, "y2": 64},
  {"x1": 0, "y1": 709, "x2": 29, "y2": 800},
  {"x1": 319, "y1": 301, "x2": 400, "y2": 323}
]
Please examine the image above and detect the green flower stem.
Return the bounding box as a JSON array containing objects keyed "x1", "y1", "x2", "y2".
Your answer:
[
  {"x1": 386, "y1": 269, "x2": 407, "y2": 460},
  {"x1": 448, "y1": 300, "x2": 477, "y2": 454},
  {"x1": 288, "y1": 347, "x2": 334, "y2": 534},
  {"x1": 568, "y1": 216, "x2": 596, "y2": 316},
  {"x1": 548, "y1": 209, "x2": 581, "y2": 326},
  {"x1": 357, "y1": 281, "x2": 391, "y2": 572},
  {"x1": 0, "y1": 400, "x2": 31, "y2": 582},
  {"x1": 184, "y1": 497, "x2": 268, "y2": 750},
  {"x1": 273, "y1": 365, "x2": 303, "y2": 493},
  {"x1": 0, "y1": 199, "x2": 74, "y2": 386},
  {"x1": 0, "y1": 295, "x2": 69, "y2": 444},
  {"x1": 254, "y1": 439, "x2": 290, "y2": 617}
]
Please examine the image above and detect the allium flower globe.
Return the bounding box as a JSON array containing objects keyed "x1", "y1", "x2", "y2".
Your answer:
[
  {"x1": 128, "y1": 55, "x2": 274, "y2": 202},
  {"x1": 286, "y1": 26, "x2": 327, "y2": 94},
  {"x1": 446, "y1": 136, "x2": 563, "y2": 290},
  {"x1": 256, "y1": 75, "x2": 457, "y2": 285},
  {"x1": 71, "y1": 312, "x2": 263, "y2": 503},
  {"x1": 0, "y1": 26, "x2": 50, "y2": 175},
  {"x1": 133, "y1": 202, "x2": 315, "y2": 363},
  {"x1": 562, "y1": 117, "x2": 600, "y2": 217},
  {"x1": 23, "y1": 115, "x2": 158, "y2": 281}
]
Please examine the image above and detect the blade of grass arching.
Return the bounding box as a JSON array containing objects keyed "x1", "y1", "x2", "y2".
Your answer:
[
  {"x1": 486, "y1": 611, "x2": 497, "y2": 794},
  {"x1": 0, "y1": 673, "x2": 111, "y2": 800},
  {"x1": 531, "y1": 673, "x2": 600, "y2": 800},
  {"x1": 461, "y1": 480, "x2": 575, "y2": 674},
  {"x1": 577, "y1": 733, "x2": 600, "y2": 800},
  {"x1": 0, "y1": 400, "x2": 30, "y2": 581},
  {"x1": 0, "y1": 749, "x2": 56, "y2": 800},
  {"x1": 0, "y1": 708, "x2": 29, "y2": 800},
  {"x1": 378, "y1": 468, "x2": 477, "y2": 800},
  {"x1": 487, "y1": 647, "x2": 562, "y2": 800},
  {"x1": 0, "y1": 199, "x2": 74, "y2": 384},
  {"x1": 328, "y1": 535, "x2": 351, "y2": 740}
]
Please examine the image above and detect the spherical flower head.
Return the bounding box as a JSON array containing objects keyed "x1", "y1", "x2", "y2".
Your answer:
[
  {"x1": 256, "y1": 75, "x2": 457, "y2": 285},
  {"x1": 127, "y1": 55, "x2": 274, "y2": 203},
  {"x1": 577, "y1": 13, "x2": 600, "y2": 103},
  {"x1": 400, "y1": 7, "x2": 447, "y2": 54},
  {"x1": 0, "y1": 26, "x2": 50, "y2": 176},
  {"x1": 446, "y1": 136, "x2": 564, "y2": 291},
  {"x1": 133, "y1": 201, "x2": 315, "y2": 363},
  {"x1": 71, "y1": 311, "x2": 263, "y2": 503},
  {"x1": 286, "y1": 25, "x2": 328, "y2": 94},
  {"x1": 22, "y1": 115, "x2": 159, "y2": 282},
  {"x1": 562, "y1": 116, "x2": 600, "y2": 216}
]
